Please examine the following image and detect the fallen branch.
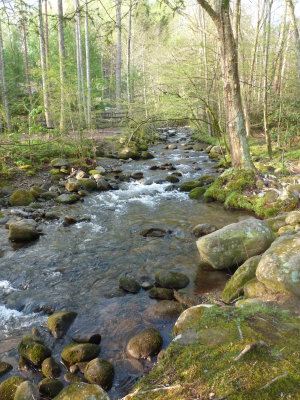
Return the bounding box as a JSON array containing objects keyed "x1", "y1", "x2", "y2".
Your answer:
[
  {"x1": 121, "y1": 384, "x2": 181, "y2": 399},
  {"x1": 259, "y1": 369, "x2": 287, "y2": 390},
  {"x1": 234, "y1": 341, "x2": 266, "y2": 361}
]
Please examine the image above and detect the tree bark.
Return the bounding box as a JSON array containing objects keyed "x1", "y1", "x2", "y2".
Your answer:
[
  {"x1": 75, "y1": 0, "x2": 83, "y2": 126},
  {"x1": 116, "y1": 0, "x2": 122, "y2": 110},
  {"x1": 127, "y1": 0, "x2": 132, "y2": 109},
  {"x1": 38, "y1": 0, "x2": 51, "y2": 128},
  {"x1": 273, "y1": 3, "x2": 287, "y2": 94},
  {"x1": 286, "y1": 0, "x2": 300, "y2": 86},
  {"x1": 58, "y1": 0, "x2": 66, "y2": 132},
  {"x1": 197, "y1": 0, "x2": 254, "y2": 169},
  {"x1": 85, "y1": 0, "x2": 92, "y2": 128},
  {"x1": 20, "y1": 0, "x2": 33, "y2": 109},
  {"x1": 0, "y1": 20, "x2": 10, "y2": 132},
  {"x1": 44, "y1": 0, "x2": 50, "y2": 73}
]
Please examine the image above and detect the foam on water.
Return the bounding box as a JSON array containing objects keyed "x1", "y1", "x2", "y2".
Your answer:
[
  {"x1": 0, "y1": 305, "x2": 44, "y2": 337},
  {"x1": 0, "y1": 280, "x2": 17, "y2": 295}
]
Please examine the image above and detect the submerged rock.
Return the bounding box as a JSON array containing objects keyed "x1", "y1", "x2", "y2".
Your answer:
[
  {"x1": 119, "y1": 275, "x2": 141, "y2": 293},
  {"x1": 47, "y1": 311, "x2": 77, "y2": 339},
  {"x1": 256, "y1": 233, "x2": 300, "y2": 297},
  {"x1": 196, "y1": 218, "x2": 274, "y2": 270},
  {"x1": 8, "y1": 221, "x2": 40, "y2": 243},
  {"x1": 53, "y1": 382, "x2": 110, "y2": 400},
  {"x1": 192, "y1": 223, "x2": 217, "y2": 238},
  {"x1": 148, "y1": 287, "x2": 174, "y2": 300},
  {"x1": 18, "y1": 335, "x2": 51, "y2": 366},
  {"x1": 61, "y1": 343, "x2": 100, "y2": 366},
  {"x1": 14, "y1": 381, "x2": 40, "y2": 400},
  {"x1": 140, "y1": 228, "x2": 170, "y2": 237},
  {"x1": 145, "y1": 300, "x2": 183, "y2": 320},
  {"x1": 72, "y1": 333, "x2": 101, "y2": 345},
  {"x1": 0, "y1": 376, "x2": 26, "y2": 400},
  {"x1": 84, "y1": 358, "x2": 114, "y2": 390},
  {"x1": 222, "y1": 255, "x2": 261, "y2": 304},
  {"x1": 155, "y1": 270, "x2": 190, "y2": 289},
  {"x1": 127, "y1": 328, "x2": 163, "y2": 359}
]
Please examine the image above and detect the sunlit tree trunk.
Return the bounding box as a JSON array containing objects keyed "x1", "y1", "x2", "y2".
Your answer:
[
  {"x1": 85, "y1": 0, "x2": 91, "y2": 128},
  {"x1": 286, "y1": 0, "x2": 300, "y2": 86},
  {"x1": 38, "y1": 0, "x2": 51, "y2": 128},
  {"x1": 0, "y1": 21, "x2": 10, "y2": 132},
  {"x1": 197, "y1": 0, "x2": 254, "y2": 169},
  {"x1": 116, "y1": 0, "x2": 122, "y2": 110},
  {"x1": 142, "y1": 43, "x2": 148, "y2": 118},
  {"x1": 273, "y1": 3, "x2": 287, "y2": 94},
  {"x1": 58, "y1": 0, "x2": 66, "y2": 132},
  {"x1": 20, "y1": 0, "x2": 33, "y2": 109},
  {"x1": 75, "y1": 0, "x2": 83, "y2": 126},
  {"x1": 127, "y1": 0, "x2": 132, "y2": 109},
  {"x1": 44, "y1": 0, "x2": 50, "y2": 73}
]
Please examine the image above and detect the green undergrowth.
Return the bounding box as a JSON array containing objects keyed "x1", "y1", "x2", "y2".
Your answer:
[
  {"x1": 204, "y1": 168, "x2": 298, "y2": 218},
  {"x1": 130, "y1": 305, "x2": 300, "y2": 400}
]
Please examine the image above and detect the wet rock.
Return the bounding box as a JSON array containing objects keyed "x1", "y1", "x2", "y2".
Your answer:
[
  {"x1": 38, "y1": 379, "x2": 63, "y2": 398},
  {"x1": 47, "y1": 311, "x2": 77, "y2": 339},
  {"x1": 75, "y1": 171, "x2": 87, "y2": 180},
  {"x1": 174, "y1": 305, "x2": 212, "y2": 336},
  {"x1": 72, "y1": 333, "x2": 101, "y2": 345},
  {"x1": 0, "y1": 362, "x2": 12, "y2": 377},
  {"x1": 148, "y1": 287, "x2": 174, "y2": 300},
  {"x1": 165, "y1": 175, "x2": 179, "y2": 183},
  {"x1": 222, "y1": 255, "x2": 261, "y2": 304},
  {"x1": 141, "y1": 151, "x2": 154, "y2": 160},
  {"x1": 61, "y1": 343, "x2": 100, "y2": 366},
  {"x1": 145, "y1": 300, "x2": 183, "y2": 320},
  {"x1": 9, "y1": 190, "x2": 35, "y2": 206},
  {"x1": 173, "y1": 290, "x2": 204, "y2": 307},
  {"x1": 196, "y1": 218, "x2": 275, "y2": 270},
  {"x1": 65, "y1": 179, "x2": 79, "y2": 193},
  {"x1": 189, "y1": 187, "x2": 206, "y2": 199},
  {"x1": 14, "y1": 381, "x2": 40, "y2": 400},
  {"x1": 140, "y1": 228, "x2": 170, "y2": 238},
  {"x1": 118, "y1": 147, "x2": 140, "y2": 160},
  {"x1": 63, "y1": 372, "x2": 83, "y2": 384},
  {"x1": 127, "y1": 328, "x2": 163, "y2": 359},
  {"x1": 180, "y1": 181, "x2": 200, "y2": 192},
  {"x1": 63, "y1": 215, "x2": 78, "y2": 225},
  {"x1": 84, "y1": 358, "x2": 114, "y2": 391},
  {"x1": 0, "y1": 376, "x2": 26, "y2": 400},
  {"x1": 42, "y1": 357, "x2": 61, "y2": 378},
  {"x1": 192, "y1": 223, "x2": 217, "y2": 238},
  {"x1": 56, "y1": 194, "x2": 79, "y2": 205},
  {"x1": 96, "y1": 178, "x2": 110, "y2": 191},
  {"x1": 155, "y1": 270, "x2": 190, "y2": 289},
  {"x1": 53, "y1": 382, "x2": 110, "y2": 400},
  {"x1": 131, "y1": 172, "x2": 144, "y2": 180},
  {"x1": 18, "y1": 335, "x2": 51, "y2": 366},
  {"x1": 119, "y1": 275, "x2": 141, "y2": 293},
  {"x1": 167, "y1": 144, "x2": 177, "y2": 150},
  {"x1": 256, "y1": 233, "x2": 300, "y2": 297},
  {"x1": 78, "y1": 178, "x2": 97, "y2": 192}
]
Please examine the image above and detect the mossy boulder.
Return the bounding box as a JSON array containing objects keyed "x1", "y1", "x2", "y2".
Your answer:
[
  {"x1": 148, "y1": 287, "x2": 174, "y2": 300},
  {"x1": 78, "y1": 178, "x2": 97, "y2": 192},
  {"x1": 46, "y1": 311, "x2": 77, "y2": 339},
  {"x1": 61, "y1": 343, "x2": 100, "y2": 366},
  {"x1": 42, "y1": 357, "x2": 61, "y2": 378},
  {"x1": 180, "y1": 181, "x2": 201, "y2": 192},
  {"x1": 222, "y1": 255, "x2": 261, "y2": 304},
  {"x1": 266, "y1": 213, "x2": 288, "y2": 232},
  {"x1": 145, "y1": 300, "x2": 183, "y2": 321},
  {"x1": 0, "y1": 376, "x2": 26, "y2": 400},
  {"x1": 155, "y1": 270, "x2": 189, "y2": 289},
  {"x1": 119, "y1": 275, "x2": 141, "y2": 293},
  {"x1": 18, "y1": 335, "x2": 51, "y2": 366},
  {"x1": 141, "y1": 151, "x2": 154, "y2": 160},
  {"x1": 53, "y1": 383, "x2": 110, "y2": 400},
  {"x1": 166, "y1": 175, "x2": 179, "y2": 183},
  {"x1": 189, "y1": 187, "x2": 206, "y2": 199},
  {"x1": 56, "y1": 194, "x2": 79, "y2": 205},
  {"x1": 8, "y1": 221, "x2": 40, "y2": 243},
  {"x1": 196, "y1": 218, "x2": 275, "y2": 270},
  {"x1": 14, "y1": 381, "x2": 40, "y2": 400},
  {"x1": 287, "y1": 184, "x2": 300, "y2": 199},
  {"x1": 84, "y1": 358, "x2": 114, "y2": 390},
  {"x1": 51, "y1": 159, "x2": 69, "y2": 168},
  {"x1": 285, "y1": 211, "x2": 300, "y2": 226},
  {"x1": 278, "y1": 225, "x2": 295, "y2": 235},
  {"x1": 126, "y1": 328, "x2": 163, "y2": 359},
  {"x1": 38, "y1": 379, "x2": 64, "y2": 398},
  {"x1": 9, "y1": 190, "x2": 35, "y2": 206},
  {"x1": 256, "y1": 233, "x2": 300, "y2": 297},
  {"x1": 244, "y1": 278, "x2": 269, "y2": 298},
  {"x1": 0, "y1": 362, "x2": 12, "y2": 377},
  {"x1": 118, "y1": 147, "x2": 140, "y2": 160},
  {"x1": 174, "y1": 305, "x2": 212, "y2": 336},
  {"x1": 30, "y1": 186, "x2": 46, "y2": 198}
]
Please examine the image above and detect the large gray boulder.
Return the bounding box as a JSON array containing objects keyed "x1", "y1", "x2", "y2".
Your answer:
[
  {"x1": 196, "y1": 218, "x2": 274, "y2": 270},
  {"x1": 256, "y1": 233, "x2": 300, "y2": 297}
]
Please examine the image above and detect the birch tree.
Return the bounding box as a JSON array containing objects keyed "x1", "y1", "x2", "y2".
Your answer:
[
  {"x1": 127, "y1": 0, "x2": 132, "y2": 108},
  {"x1": 85, "y1": 0, "x2": 91, "y2": 128},
  {"x1": 116, "y1": 0, "x2": 122, "y2": 110},
  {"x1": 58, "y1": 0, "x2": 66, "y2": 131}
]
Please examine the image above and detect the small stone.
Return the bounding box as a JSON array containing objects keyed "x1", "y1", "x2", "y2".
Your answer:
[
  {"x1": 61, "y1": 343, "x2": 100, "y2": 366},
  {"x1": 9, "y1": 190, "x2": 35, "y2": 206},
  {"x1": 145, "y1": 300, "x2": 183, "y2": 321},
  {"x1": 46, "y1": 310, "x2": 77, "y2": 339},
  {"x1": 0, "y1": 376, "x2": 26, "y2": 400},
  {"x1": 84, "y1": 358, "x2": 114, "y2": 391},
  {"x1": 65, "y1": 179, "x2": 79, "y2": 192},
  {"x1": 8, "y1": 221, "x2": 40, "y2": 243},
  {"x1": 141, "y1": 281, "x2": 153, "y2": 290},
  {"x1": 140, "y1": 228, "x2": 170, "y2": 237},
  {"x1": 131, "y1": 172, "x2": 144, "y2": 180},
  {"x1": 64, "y1": 372, "x2": 83, "y2": 384},
  {"x1": 18, "y1": 335, "x2": 51, "y2": 366},
  {"x1": 56, "y1": 194, "x2": 79, "y2": 205},
  {"x1": 53, "y1": 383, "x2": 109, "y2": 400}
]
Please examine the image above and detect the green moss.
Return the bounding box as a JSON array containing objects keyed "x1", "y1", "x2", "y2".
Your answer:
[
  {"x1": 9, "y1": 190, "x2": 35, "y2": 206},
  {"x1": 189, "y1": 187, "x2": 206, "y2": 199},
  {"x1": 0, "y1": 376, "x2": 26, "y2": 400},
  {"x1": 61, "y1": 343, "x2": 100, "y2": 366},
  {"x1": 180, "y1": 181, "x2": 201, "y2": 192},
  {"x1": 18, "y1": 334, "x2": 51, "y2": 366},
  {"x1": 166, "y1": 175, "x2": 179, "y2": 183},
  {"x1": 50, "y1": 168, "x2": 60, "y2": 175}
]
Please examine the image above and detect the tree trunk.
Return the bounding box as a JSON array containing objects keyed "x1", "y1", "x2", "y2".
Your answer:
[
  {"x1": 44, "y1": 0, "x2": 50, "y2": 73},
  {"x1": 75, "y1": 0, "x2": 82, "y2": 126},
  {"x1": 142, "y1": 44, "x2": 148, "y2": 118},
  {"x1": 127, "y1": 0, "x2": 132, "y2": 109},
  {"x1": 58, "y1": 0, "x2": 66, "y2": 132},
  {"x1": 286, "y1": 0, "x2": 300, "y2": 85},
  {"x1": 85, "y1": 0, "x2": 91, "y2": 128},
  {"x1": 273, "y1": 3, "x2": 287, "y2": 94},
  {"x1": 38, "y1": 0, "x2": 51, "y2": 128},
  {"x1": 197, "y1": 0, "x2": 253, "y2": 169},
  {"x1": 20, "y1": 0, "x2": 33, "y2": 109},
  {"x1": 0, "y1": 21, "x2": 10, "y2": 132},
  {"x1": 116, "y1": 0, "x2": 122, "y2": 110}
]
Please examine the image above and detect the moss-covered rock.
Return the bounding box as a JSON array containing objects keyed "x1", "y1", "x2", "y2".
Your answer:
[
  {"x1": 196, "y1": 218, "x2": 274, "y2": 270},
  {"x1": 119, "y1": 275, "x2": 141, "y2": 293},
  {"x1": 148, "y1": 287, "x2": 174, "y2": 300},
  {"x1": 266, "y1": 213, "x2": 288, "y2": 232},
  {"x1": 174, "y1": 305, "x2": 211, "y2": 336},
  {"x1": 222, "y1": 255, "x2": 261, "y2": 304},
  {"x1": 165, "y1": 175, "x2": 179, "y2": 183},
  {"x1": 18, "y1": 334, "x2": 51, "y2": 366},
  {"x1": 126, "y1": 328, "x2": 163, "y2": 359},
  {"x1": 244, "y1": 278, "x2": 269, "y2": 298},
  {"x1": 9, "y1": 190, "x2": 35, "y2": 206},
  {"x1": 14, "y1": 381, "x2": 40, "y2": 400},
  {"x1": 29, "y1": 186, "x2": 46, "y2": 198},
  {"x1": 278, "y1": 225, "x2": 295, "y2": 235},
  {"x1": 155, "y1": 270, "x2": 189, "y2": 289},
  {"x1": 56, "y1": 194, "x2": 79, "y2": 204},
  {"x1": 118, "y1": 147, "x2": 140, "y2": 160},
  {"x1": 38, "y1": 379, "x2": 63, "y2": 398},
  {"x1": 84, "y1": 358, "x2": 114, "y2": 390},
  {"x1": 8, "y1": 221, "x2": 40, "y2": 243},
  {"x1": 141, "y1": 151, "x2": 154, "y2": 160},
  {"x1": 0, "y1": 376, "x2": 26, "y2": 400},
  {"x1": 179, "y1": 181, "x2": 201, "y2": 192},
  {"x1": 256, "y1": 233, "x2": 300, "y2": 297},
  {"x1": 285, "y1": 210, "x2": 300, "y2": 225},
  {"x1": 46, "y1": 311, "x2": 77, "y2": 339},
  {"x1": 189, "y1": 187, "x2": 206, "y2": 199},
  {"x1": 61, "y1": 343, "x2": 100, "y2": 366},
  {"x1": 0, "y1": 362, "x2": 12, "y2": 377},
  {"x1": 51, "y1": 159, "x2": 69, "y2": 167},
  {"x1": 53, "y1": 383, "x2": 110, "y2": 400},
  {"x1": 42, "y1": 357, "x2": 61, "y2": 378},
  {"x1": 77, "y1": 178, "x2": 97, "y2": 192}
]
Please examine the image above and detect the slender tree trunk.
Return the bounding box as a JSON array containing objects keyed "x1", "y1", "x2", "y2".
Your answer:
[
  {"x1": 273, "y1": 3, "x2": 287, "y2": 93},
  {"x1": 38, "y1": 0, "x2": 51, "y2": 128},
  {"x1": 116, "y1": 0, "x2": 122, "y2": 110},
  {"x1": 127, "y1": 0, "x2": 132, "y2": 109},
  {"x1": 286, "y1": 0, "x2": 300, "y2": 85},
  {"x1": 0, "y1": 21, "x2": 10, "y2": 132},
  {"x1": 20, "y1": 0, "x2": 33, "y2": 109},
  {"x1": 263, "y1": 0, "x2": 273, "y2": 158},
  {"x1": 142, "y1": 44, "x2": 148, "y2": 118},
  {"x1": 44, "y1": 0, "x2": 50, "y2": 73},
  {"x1": 75, "y1": 0, "x2": 82, "y2": 126},
  {"x1": 85, "y1": 0, "x2": 91, "y2": 128},
  {"x1": 58, "y1": 0, "x2": 66, "y2": 132}
]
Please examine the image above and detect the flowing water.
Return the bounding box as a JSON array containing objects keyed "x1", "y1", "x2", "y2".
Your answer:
[{"x1": 0, "y1": 129, "x2": 249, "y2": 398}]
